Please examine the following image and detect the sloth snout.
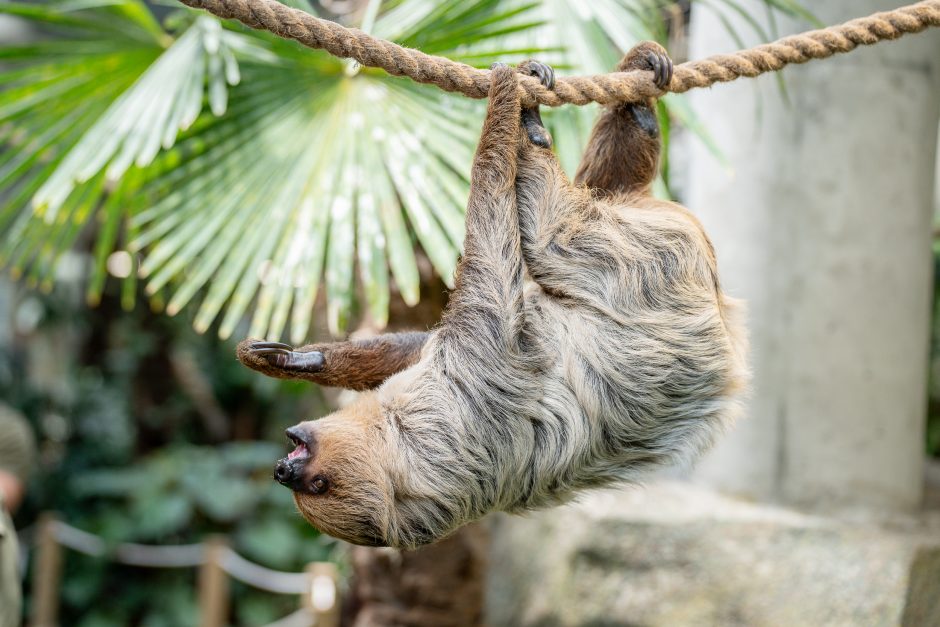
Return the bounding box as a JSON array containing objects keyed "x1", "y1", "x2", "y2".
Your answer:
[{"x1": 275, "y1": 424, "x2": 316, "y2": 489}]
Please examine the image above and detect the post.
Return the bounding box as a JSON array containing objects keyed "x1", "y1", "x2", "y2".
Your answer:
[
  {"x1": 31, "y1": 513, "x2": 63, "y2": 627},
  {"x1": 198, "y1": 536, "x2": 229, "y2": 627},
  {"x1": 303, "y1": 562, "x2": 339, "y2": 627}
]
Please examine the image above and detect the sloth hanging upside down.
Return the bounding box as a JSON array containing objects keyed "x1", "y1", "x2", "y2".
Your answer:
[{"x1": 237, "y1": 42, "x2": 748, "y2": 548}]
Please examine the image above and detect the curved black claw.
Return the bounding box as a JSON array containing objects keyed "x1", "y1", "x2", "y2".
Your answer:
[
  {"x1": 250, "y1": 341, "x2": 292, "y2": 354},
  {"x1": 646, "y1": 50, "x2": 674, "y2": 91},
  {"x1": 248, "y1": 341, "x2": 325, "y2": 373}
]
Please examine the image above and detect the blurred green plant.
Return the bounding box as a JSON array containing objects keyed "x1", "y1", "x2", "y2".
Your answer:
[
  {"x1": 5, "y1": 281, "x2": 336, "y2": 626},
  {"x1": 1, "y1": 0, "x2": 813, "y2": 343}
]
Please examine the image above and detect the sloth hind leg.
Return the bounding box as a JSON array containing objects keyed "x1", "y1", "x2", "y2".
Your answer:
[
  {"x1": 237, "y1": 332, "x2": 430, "y2": 391},
  {"x1": 574, "y1": 41, "x2": 673, "y2": 197}
]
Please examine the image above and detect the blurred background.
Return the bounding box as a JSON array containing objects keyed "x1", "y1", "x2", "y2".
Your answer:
[{"x1": 0, "y1": 0, "x2": 938, "y2": 625}]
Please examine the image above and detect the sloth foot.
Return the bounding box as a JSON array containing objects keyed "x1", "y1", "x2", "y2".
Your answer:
[
  {"x1": 518, "y1": 60, "x2": 554, "y2": 149},
  {"x1": 520, "y1": 60, "x2": 555, "y2": 91},
  {"x1": 630, "y1": 48, "x2": 674, "y2": 137},
  {"x1": 618, "y1": 42, "x2": 674, "y2": 90},
  {"x1": 626, "y1": 46, "x2": 673, "y2": 138},
  {"x1": 248, "y1": 341, "x2": 325, "y2": 373}
]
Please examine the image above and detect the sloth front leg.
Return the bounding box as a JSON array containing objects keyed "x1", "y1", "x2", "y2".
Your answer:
[
  {"x1": 441, "y1": 63, "x2": 526, "y2": 352},
  {"x1": 237, "y1": 332, "x2": 429, "y2": 391}
]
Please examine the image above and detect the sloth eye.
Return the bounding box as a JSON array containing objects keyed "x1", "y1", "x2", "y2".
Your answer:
[{"x1": 310, "y1": 476, "x2": 329, "y2": 495}]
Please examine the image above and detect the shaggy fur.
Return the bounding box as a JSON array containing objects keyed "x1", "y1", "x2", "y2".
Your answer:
[{"x1": 238, "y1": 43, "x2": 748, "y2": 549}]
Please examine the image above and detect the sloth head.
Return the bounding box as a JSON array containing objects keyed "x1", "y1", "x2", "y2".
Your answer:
[
  {"x1": 273, "y1": 393, "x2": 454, "y2": 548},
  {"x1": 274, "y1": 394, "x2": 395, "y2": 546}
]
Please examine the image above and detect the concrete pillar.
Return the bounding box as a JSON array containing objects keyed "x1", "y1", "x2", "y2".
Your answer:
[{"x1": 688, "y1": 0, "x2": 940, "y2": 511}]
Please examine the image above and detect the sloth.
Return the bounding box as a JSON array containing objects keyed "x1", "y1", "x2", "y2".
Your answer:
[{"x1": 237, "y1": 42, "x2": 748, "y2": 548}]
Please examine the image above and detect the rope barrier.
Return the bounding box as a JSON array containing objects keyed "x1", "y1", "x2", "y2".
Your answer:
[
  {"x1": 177, "y1": 0, "x2": 940, "y2": 107},
  {"x1": 50, "y1": 520, "x2": 309, "y2": 594},
  {"x1": 52, "y1": 521, "x2": 205, "y2": 568},
  {"x1": 30, "y1": 516, "x2": 341, "y2": 627},
  {"x1": 219, "y1": 546, "x2": 309, "y2": 594}
]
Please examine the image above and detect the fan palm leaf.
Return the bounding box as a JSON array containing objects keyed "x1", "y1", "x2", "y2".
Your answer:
[{"x1": 0, "y1": 0, "x2": 810, "y2": 341}]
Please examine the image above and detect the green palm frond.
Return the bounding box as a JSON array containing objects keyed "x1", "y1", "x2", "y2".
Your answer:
[
  {"x1": 0, "y1": 0, "x2": 812, "y2": 342},
  {"x1": 1, "y1": 0, "x2": 165, "y2": 289},
  {"x1": 0, "y1": 0, "x2": 537, "y2": 341},
  {"x1": 32, "y1": 16, "x2": 273, "y2": 219},
  {"x1": 132, "y1": 0, "x2": 523, "y2": 341}
]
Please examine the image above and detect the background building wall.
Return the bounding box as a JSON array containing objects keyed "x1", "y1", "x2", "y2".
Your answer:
[{"x1": 689, "y1": 0, "x2": 940, "y2": 512}]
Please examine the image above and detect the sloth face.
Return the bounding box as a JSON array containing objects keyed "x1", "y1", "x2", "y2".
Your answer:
[{"x1": 274, "y1": 394, "x2": 395, "y2": 547}]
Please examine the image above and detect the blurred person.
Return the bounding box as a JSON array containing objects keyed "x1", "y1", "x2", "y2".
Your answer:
[{"x1": 0, "y1": 404, "x2": 35, "y2": 627}]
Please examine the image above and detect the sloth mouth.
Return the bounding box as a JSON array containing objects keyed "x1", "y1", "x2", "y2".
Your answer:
[{"x1": 286, "y1": 429, "x2": 310, "y2": 461}]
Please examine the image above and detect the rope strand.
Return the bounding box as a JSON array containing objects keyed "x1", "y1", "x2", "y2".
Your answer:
[{"x1": 178, "y1": 0, "x2": 940, "y2": 107}]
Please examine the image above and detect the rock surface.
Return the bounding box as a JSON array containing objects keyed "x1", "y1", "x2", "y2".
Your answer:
[{"x1": 486, "y1": 482, "x2": 940, "y2": 626}]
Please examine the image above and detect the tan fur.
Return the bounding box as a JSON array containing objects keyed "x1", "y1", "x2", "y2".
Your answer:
[{"x1": 244, "y1": 46, "x2": 748, "y2": 548}]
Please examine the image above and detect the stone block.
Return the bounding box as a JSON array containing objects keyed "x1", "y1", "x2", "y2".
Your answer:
[{"x1": 486, "y1": 483, "x2": 940, "y2": 627}]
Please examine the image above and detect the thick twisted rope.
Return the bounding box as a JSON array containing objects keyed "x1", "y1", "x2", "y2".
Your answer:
[{"x1": 179, "y1": 0, "x2": 940, "y2": 107}]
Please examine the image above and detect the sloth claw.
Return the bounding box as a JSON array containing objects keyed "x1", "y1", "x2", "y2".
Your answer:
[
  {"x1": 251, "y1": 341, "x2": 293, "y2": 352},
  {"x1": 251, "y1": 347, "x2": 291, "y2": 356},
  {"x1": 248, "y1": 341, "x2": 326, "y2": 373},
  {"x1": 618, "y1": 47, "x2": 670, "y2": 138}
]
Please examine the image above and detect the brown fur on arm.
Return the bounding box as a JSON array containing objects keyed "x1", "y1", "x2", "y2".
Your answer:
[
  {"x1": 574, "y1": 41, "x2": 669, "y2": 197},
  {"x1": 441, "y1": 64, "x2": 526, "y2": 350},
  {"x1": 236, "y1": 332, "x2": 429, "y2": 391}
]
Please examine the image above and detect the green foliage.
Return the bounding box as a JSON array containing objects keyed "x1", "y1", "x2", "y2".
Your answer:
[
  {"x1": 6, "y1": 282, "x2": 334, "y2": 626},
  {"x1": 0, "y1": 0, "x2": 813, "y2": 342}
]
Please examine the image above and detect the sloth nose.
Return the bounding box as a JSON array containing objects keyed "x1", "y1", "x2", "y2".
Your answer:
[{"x1": 274, "y1": 459, "x2": 294, "y2": 485}]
